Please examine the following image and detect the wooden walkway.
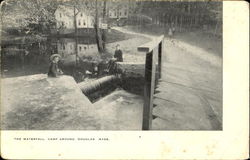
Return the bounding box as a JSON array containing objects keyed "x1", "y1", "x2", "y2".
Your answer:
[{"x1": 138, "y1": 36, "x2": 222, "y2": 130}]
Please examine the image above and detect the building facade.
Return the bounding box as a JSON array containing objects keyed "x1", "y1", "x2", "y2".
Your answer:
[
  {"x1": 108, "y1": 2, "x2": 129, "y2": 19},
  {"x1": 53, "y1": 5, "x2": 95, "y2": 35}
]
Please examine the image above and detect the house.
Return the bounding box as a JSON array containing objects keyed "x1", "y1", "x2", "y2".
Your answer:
[
  {"x1": 108, "y1": 7, "x2": 128, "y2": 19},
  {"x1": 76, "y1": 12, "x2": 94, "y2": 28},
  {"x1": 108, "y1": 3, "x2": 129, "y2": 19},
  {"x1": 53, "y1": 5, "x2": 95, "y2": 35},
  {"x1": 54, "y1": 5, "x2": 75, "y2": 30}
]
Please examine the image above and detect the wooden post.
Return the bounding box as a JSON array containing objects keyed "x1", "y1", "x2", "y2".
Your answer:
[
  {"x1": 158, "y1": 41, "x2": 162, "y2": 79},
  {"x1": 138, "y1": 35, "x2": 164, "y2": 130},
  {"x1": 142, "y1": 50, "x2": 156, "y2": 130}
]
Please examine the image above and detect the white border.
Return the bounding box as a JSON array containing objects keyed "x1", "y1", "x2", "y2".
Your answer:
[{"x1": 1, "y1": 1, "x2": 249, "y2": 159}]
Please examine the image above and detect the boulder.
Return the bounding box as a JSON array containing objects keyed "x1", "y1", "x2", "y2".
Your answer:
[{"x1": 1, "y1": 74, "x2": 101, "y2": 130}]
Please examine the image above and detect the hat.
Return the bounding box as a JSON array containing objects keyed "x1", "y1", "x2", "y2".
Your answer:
[{"x1": 50, "y1": 54, "x2": 61, "y2": 61}]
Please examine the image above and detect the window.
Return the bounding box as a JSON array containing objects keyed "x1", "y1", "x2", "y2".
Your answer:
[
  {"x1": 70, "y1": 45, "x2": 72, "y2": 50},
  {"x1": 63, "y1": 44, "x2": 65, "y2": 50},
  {"x1": 79, "y1": 46, "x2": 82, "y2": 51},
  {"x1": 124, "y1": 11, "x2": 127, "y2": 16},
  {"x1": 84, "y1": 47, "x2": 87, "y2": 50},
  {"x1": 109, "y1": 13, "x2": 112, "y2": 17},
  {"x1": 78, "y1": 20, "x2": 81, "y2": 26},
  {"x1": 83, "y1": 21, "x2": 86, "y2": 26},
  {"x1": 81, "y1": 13, "x2": 83, "y2": 17},
  {"x1": 119, "y1": 12, "x2": 121, "y2": 16},
  {"x1": 60, "y1": 13, "x2": 62, "y2": 18}
]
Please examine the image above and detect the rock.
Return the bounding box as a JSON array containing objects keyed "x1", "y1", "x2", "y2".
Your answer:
[{"x1": 1, "y1": 74, "x2": 101, "y2": 130}]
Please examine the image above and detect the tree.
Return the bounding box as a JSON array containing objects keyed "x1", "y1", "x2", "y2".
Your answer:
[
  {"x1": 94, "y1": 0, "x2": 104, "y2": 53},
  {"x1": 65, "y1": 0, "x2": 106, "y2": 53},
  {"x1": 136, "y1": 0, "x2": 222, "y2": 33},
  {"x1": 1, "y1": 0, "x2": 61, "y2": 36}
]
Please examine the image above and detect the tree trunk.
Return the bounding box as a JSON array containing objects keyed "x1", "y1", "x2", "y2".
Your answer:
[
  {"x1": 101, "y1": 0, "x2": 107, "y2": 50},
  {"x1": 74, "y1": 6, "x2": 79, "y2": 66},
  {"x1": 95, "y1": 0, "x2": 104, "y2": 53}
]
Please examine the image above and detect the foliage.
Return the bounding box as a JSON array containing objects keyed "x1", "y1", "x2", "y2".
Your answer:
[
  {"x1": 1, "y1": 0, "x2": 63, "y2": 35},
  {"x1": 138, "y1": 1, "x2": 222, "y2": 29}
]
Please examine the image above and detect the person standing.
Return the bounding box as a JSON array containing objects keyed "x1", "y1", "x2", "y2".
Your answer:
[
  {"x1": 107, "y1": 44, "x2": 123, "y2": 74},
  {"x1": 114, "y1": 44, "x2": 123, "y2": 62},
  {"x1": 168, "y1": 28, "x2": 173, "y2": 37}
]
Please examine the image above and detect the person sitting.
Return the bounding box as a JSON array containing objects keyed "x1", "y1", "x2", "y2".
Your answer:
[{"x1": 47, "y1": 54, "x2": 63, "y2": 77}]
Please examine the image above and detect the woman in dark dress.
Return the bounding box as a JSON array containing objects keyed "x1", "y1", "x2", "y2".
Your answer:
[
  {"x1": 107, "y1": 44, "x2": 123, "y2": 74},
  {"x1": 114, "y1": 44, "x2": 123, "y2": 62},
  {"x1": 48, "y1": 54, "x2": 63, "y2": 77}
]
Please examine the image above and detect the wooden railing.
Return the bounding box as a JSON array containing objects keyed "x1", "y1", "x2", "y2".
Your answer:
[{"x1": 138, "y1": 35, "x2": 164, "y2": 130}]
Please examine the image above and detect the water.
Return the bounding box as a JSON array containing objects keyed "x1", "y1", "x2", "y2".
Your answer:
[
  {"x1": 1, "y1": 36, "x2": 110, "y2": 82},
  {"x1": 1, "y1": 36, "x2": 145, "y2": 102}
]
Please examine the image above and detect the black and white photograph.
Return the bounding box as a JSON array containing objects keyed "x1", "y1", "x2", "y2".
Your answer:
[{"x1": 1, "y1": 0, "x2": 223, "y2": 131}]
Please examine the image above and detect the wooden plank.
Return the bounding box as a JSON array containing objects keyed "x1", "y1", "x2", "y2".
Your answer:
[
  {"x1": 138, "y1": 35, "x2": 164, "y2": 53},
  {"x1": 158, "y1": 41, "x2": 163, "y2": 79},
  {"x1": 142, "y1": 51, "x2": 156, "y2": 130}
]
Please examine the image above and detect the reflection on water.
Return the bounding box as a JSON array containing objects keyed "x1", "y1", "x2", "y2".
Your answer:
[
  {"x1": 54, "y1": 37, "x2": 100, "y2": 63},
  {"x1": 1, "y1": 36, "x2": 108, "y2": 82},
  {"x1": 1, "y1": 36, "x2": 145, "y2": 104}
]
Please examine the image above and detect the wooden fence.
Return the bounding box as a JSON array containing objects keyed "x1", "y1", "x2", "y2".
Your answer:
[{"x1": 137, "y1": 35, "x2": 164, "y2": 130}]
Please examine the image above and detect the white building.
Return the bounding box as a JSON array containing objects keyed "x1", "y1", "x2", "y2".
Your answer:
[
  {"x1": 76, "y1": 12, "x2": 94, "y2": 28},
  {"x1": 108, "y1": 6, "x2": 128, "y2": 19},
  {"x1": 107, "y1": 0, "x2": 130, "y2": 19},
  {"x1": 54, "y1": 5, "x2": 94, "y2": 30}
]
